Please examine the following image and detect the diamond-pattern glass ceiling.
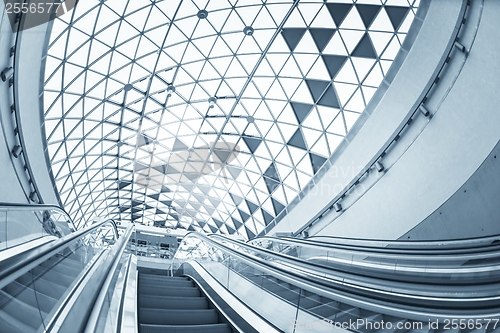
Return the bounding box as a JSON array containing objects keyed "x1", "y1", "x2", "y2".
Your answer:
[{"x1": 43, "y1": 0, "x2": 419, "y2": 239}]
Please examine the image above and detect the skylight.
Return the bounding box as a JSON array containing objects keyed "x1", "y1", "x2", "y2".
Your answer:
[{"x1": 43, "y1": 0, "x2": 419, "y2": 239}]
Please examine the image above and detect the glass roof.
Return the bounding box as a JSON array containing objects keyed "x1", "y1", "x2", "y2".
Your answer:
[{"x1": 43, "y1": 0, "x2": 419, "y2": 239}]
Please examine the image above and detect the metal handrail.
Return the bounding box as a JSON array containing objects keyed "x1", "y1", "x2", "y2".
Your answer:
[
  {"x1": 215, "y1": 234, "x2": 500, "y2": 285},
  {"x1": 0, "y1": 202, "x2": 77, "y2": 231},
  {"x1": 83, "y1": 225, "x2": 135, "y2": 333},
  {"x1": 0, "y1": 217, "x2": 118, "y2": 290},
  {"x1": 248, "y1": 234, "x2": 500, "y2": 255}
]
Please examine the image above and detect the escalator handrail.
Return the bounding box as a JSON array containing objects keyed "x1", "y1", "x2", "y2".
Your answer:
[
  {"x1": 0, "y1": 201, "x2": 78, "y2": 231},
  {"x1": 212, "y1": 234, "x2": 500, "y2": 273},
  {"x1": 249, "y1": 234, "x2": 500, "y2": 253},
  {"x1": 0, "y1": 218, "x2": 118, "y2": 290},
  {"x1": 246, "y1": 235, "x2": 500, "y2": 258},
  {"x1": 83, "y1": 224, "x2": 135, "y2": 333}
]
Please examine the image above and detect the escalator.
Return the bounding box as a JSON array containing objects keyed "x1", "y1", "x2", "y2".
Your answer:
[
  {"x1": 0, "y1": 204, "x2": 249, "y2": 333},
  {"x1": 137, "y1": 269, "x2": 231, "y2": 333},
  {"x1": 3, "y1": 202, "x2": 500, "y2": 332},
  {"x1": 174, "y1": 232, "x2": 500, "y2": 332},
  {"x1": 0, "y1": 204, "x2": 125, "y2": 333},
  {"x1": 0, "y1": 252, "x2": 83, "y2": 332}
]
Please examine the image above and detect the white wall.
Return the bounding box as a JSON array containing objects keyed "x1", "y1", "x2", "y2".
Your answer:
[
  {"x1": 0, "y1": 3, "x2": 60, "y2": 205},
  {"x1": 0, "y1": 4, "x2": 30, "y2": 203}
]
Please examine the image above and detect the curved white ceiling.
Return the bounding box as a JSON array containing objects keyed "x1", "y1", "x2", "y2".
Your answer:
[{"x1": 43, "y1": 0, "x2": 419, "y2": 238}]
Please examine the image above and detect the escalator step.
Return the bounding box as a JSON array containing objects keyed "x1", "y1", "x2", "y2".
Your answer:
[
  {"x1": 16, "y1": 274, "x2": 67, "y2": 299},
  {"x1": 3, "y1": 281, "x2": 58, "y2": 313},
  {"x1": 139, "y1": 295, "x2": 208, "y2": 309},
  {"x1": 140, "y1": 323, "x2": 231, "y2": 333},
  {"x1": 139, "y1": 275, "x2": 194, "y2": 287},
  {"x1": 138, "y1": 267, "x2": 171, "y2": 276},
  {"x1": 139, "y1": 308, "x2": 219, "y2": 325},
  {"x1": 46, "y1": 254, "x2": 83, "y2": 270},
  {"x1": 0, "y1": 290, "x2": 46, "y2": 329},
  {"x1": 139, "y1": 286, "x2": 200, "y2": 297},
  {"x1": 0, "y1": 310, "x2": 36, "y2": 333},
  {"x1": 31, "y1": 266, "x2": 75, "y2": 286},
  {"x1": 40, "y1": 258, "x2": 82, "y2": 277}
]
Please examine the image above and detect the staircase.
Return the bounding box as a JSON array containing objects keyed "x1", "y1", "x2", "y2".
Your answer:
[
  {"x1": 0, "y1": 252, "x2": 84, "y2": 333},
  {"x1": 137, "y1": 269, "x2": 231, "y2": 333}
]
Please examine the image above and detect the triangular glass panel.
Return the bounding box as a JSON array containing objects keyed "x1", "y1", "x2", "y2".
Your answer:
[
  {"x1": 309, "y1": 152, "x2": 327, "y2": 174},
  {"x1": 213, "y1": 218, "x2": 224, "y2": 228},
  {"x1": 230, "y1": 192, "x2": 244, "y2": 205},
  {"x1": 263, "y1": 177, "x2": 280, "y2": 193},
  {"x1": 309, "y1": 28, "x2": 336, "y2": 52},
  {"x1": 352, "y1": 33, "x2": 377, "y2": 59},
  {"x1": 156, "y1": 208, "x2": 167, "y2": 214},
  {"x1": 281, "y1": 28, "x2": 307, "y2": 51},
  {"x1": 317, "y1": 85, "x2": 340, "y2": 109},
  {"x1": 242, "y1": 136, "x2": 262, "y2": 153},
  {"x1": 305, "y1": 79, "x2": 329, "y2": 103},
  {"x1": 149, "y1": 193, "x2": 161, "y2": 200},
  {"x1": 264, "y1": 163, "x2": 279, "y2": 182},
  {"x1": 261, "y1": 208, "x2": 274, "y2": 225},
  {"x1": 385, "y1": 6, "x2": 409, "y2": 30},
  {"x1": 226, "y1": 165, "x2": 242, "y2": 179},
  {"x1": 322, "y1": 55, "x2": 347, "y2": 80},
  {"x1": 118, "y1": 180, "x2": 132, "y2": 189},
  {"x1": 325, "y1": 3, "x2": 353, "y2": 26},
  {"x1": 288, "y1": 129, "x2": 307, "y2": 150},
  {"x1": 232, "y1": 217, "x2": 243, "y2": 230},
  {"x1": 239, "y1": 209, "x2": 251, "y2": 221},
  {"x1": 290, "y1": 102, "x2": 314, "y2": 124},
  {"x1": 356, "y1": 4, "x2": 381, "y2": 28},
  {"x1": 246, "y1": 200, "x2": 259, "y2": 214},
  {"x1": 172, "y1": 138, "x2": 188, "y2": 151},
  {"x1": 271, "y1": 198, "x2": 285, "y2": 215},
  {"x1": 310, "y1": 5, "x2": 336, "y2": 28},
  {"x1": 245, "y1": 226, "x2": 256, "y2": 239}
]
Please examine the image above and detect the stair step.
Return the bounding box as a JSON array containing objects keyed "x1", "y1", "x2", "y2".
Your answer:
[
  {"x1": 0, "y1": 310, "x2": 36, "y2": 333},
  {"x1": 0, "y1": 290, "x2": 45, "y2": 329},
  {"x1": 138, "y1": 267, "x2": 171, "y2": 276},
  {"x1": 17, "y1": 273, "x2": 67, "y2": 299},
  {"x1": 139, "y1": 295, "x2": 208, "y2": 309},
  {"x1": 3, "y1": 280, "x2": 58, "y2": 313},
  {"x1": 139, "y1": 308, "x2": 219, "y2": 325},
  {"x1": 139, "y1": 286, "x2": 200, "y2": 297},
  {"x1": 31, "y1": 266, "x2": 75, "y2": 286},
  {"x1": 50, "y1": 253, "x2": 83, "y2": 267},
  {"x1": 40, "y1": 257, "x2": 82, "y2": 276},
  {"x1": 139, "y1": 275, "x2": 194, "y2": 287},
  {"x1": 140, "y1": 323, "x2": 231, "y2": 333}
]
